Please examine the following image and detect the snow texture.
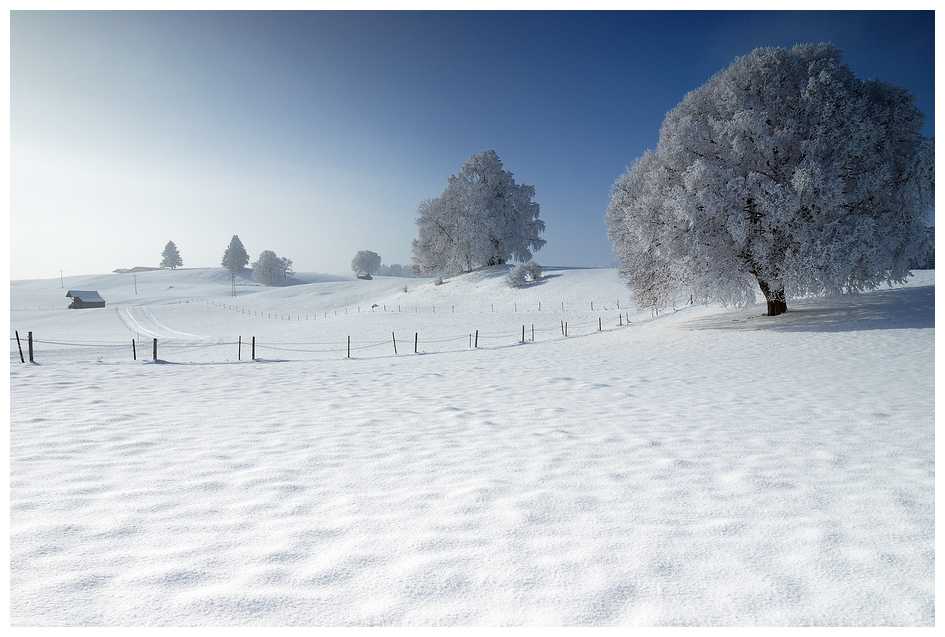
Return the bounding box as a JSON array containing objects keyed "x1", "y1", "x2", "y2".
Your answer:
[{"x1": 9, "y1": 266, "x2": 934, "y2": 626}]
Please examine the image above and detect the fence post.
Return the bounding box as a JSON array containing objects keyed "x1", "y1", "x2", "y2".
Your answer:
[
  {"x1": 392, "y1": 332, "x2": 397, "y2": 355},
  {"x1": 347, "y1": 336, "x2": 350, "y2": 359},
  {"x1": 532, "y1": 324, "x2": 534, "y2": 341},
  {"x1": 238, "y1": 336, "x2": 242, "y2": 361},
  {"x1": 414, "y1": 332, "x2": 418, "y2": 354},
  {"x1": 133, "y1": 339, "x2": 137, "y2": 361},
  {"x1": 252, "y1": 336, "x2": 256, "y2": 360},
  {"x1": 522, "y1": 325, "x2": 525, "y2": 343},
  {"x1": 15, "y1": 331, "x2": 24, "y2": 363},
  {"x1": 599, "y1": 318, "x2": 602, "y2": 331},
  {"x1": 152, "y1": 338, "x2": 158, "y2": 360},
  {"x1": 565, "y1": 322, "x2": 568, "y2": 337},
  {"x1": 28, "y1": 332, "x2": 33, "y2": 362},
  {"x1": 475, "y1": 330, "x2": 479, "y2": 348}
]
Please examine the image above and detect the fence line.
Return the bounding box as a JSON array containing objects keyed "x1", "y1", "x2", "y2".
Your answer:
[
  {"x1": 10, "y1": 313, "x2": 637, "y2": 365},
  {"x1": 177, "y1": 297, "x2": 633, "y2": 322}
]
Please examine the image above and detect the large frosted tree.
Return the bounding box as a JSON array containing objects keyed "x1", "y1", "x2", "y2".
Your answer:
[
  {"x1": 606, "y1": 44, "x2": 934, "y2": 316},
  {"x1": 411, "y1": 150, "x2": 545, "y2": 276},
  {"x1": 351, "y1": 250, "x2": 382, "y2": 276},
  {"x1": 251, "y1": 250, "x2": 287, "y2": 286}
]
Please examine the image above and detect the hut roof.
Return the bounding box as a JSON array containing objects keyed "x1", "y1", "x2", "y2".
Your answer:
[{"x1": 65, "y1": 290, "x2": 106, "y2": 303}]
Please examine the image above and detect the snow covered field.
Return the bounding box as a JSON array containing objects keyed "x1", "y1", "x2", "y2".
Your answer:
[{"x1": 9, "y1": 266, "x2": 935, "y2": 626}]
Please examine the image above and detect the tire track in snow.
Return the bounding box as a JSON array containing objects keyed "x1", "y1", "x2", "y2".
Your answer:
[{"x1": 116, "y1": 306, "x2": 208, "y2": 342}]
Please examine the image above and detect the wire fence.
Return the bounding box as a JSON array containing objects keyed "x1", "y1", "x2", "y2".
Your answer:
[
  {"x1": 10, "y1": 296, "x2": 636, "y2": 319},
  {"x1": 10, "y1": 312, "x2": 637, "y2": 365}
]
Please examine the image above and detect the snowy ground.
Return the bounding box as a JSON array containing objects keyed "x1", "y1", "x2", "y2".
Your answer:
[{"x1": 8, "y1": 266, "x2": 935, "y2": 626}]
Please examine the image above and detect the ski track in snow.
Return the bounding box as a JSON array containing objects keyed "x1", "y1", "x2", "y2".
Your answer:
[
  {"x1": 116, "y1": 306, "x2": 207, "y2": 342},
  {"x1": 8, "y1": 267, "x2": 935, "y2": 626}
]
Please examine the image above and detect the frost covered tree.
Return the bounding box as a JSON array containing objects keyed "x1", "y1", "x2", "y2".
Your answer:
[
  {"x1": 280, "y1": 257, "x2": 294, "y2": 279},
  {"x1": 251, "y1": 250, "x2": 287, "y2": 286},
  {"x1": 411, "y1": 150, "x2": 545, "y2": 276},
  {"x1": 221, "y1": 235, "x2": 250, "y2": 273},
  {"x1": 160, "y1": 240, "x2": 182, "y2": 269},
  {"x1": 606, "y1": 43, "x2": 934, "y2": 316},
  {"x1": 351, "y1": 250, "x2": 382, "y2": 276}
]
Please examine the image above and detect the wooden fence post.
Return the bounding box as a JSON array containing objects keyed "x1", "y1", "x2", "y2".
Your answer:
[
  {"x1": 15, "y1": 331, "x2": 24, "y2": 363},
  {"x1": 599, "y1": 318, "x2": 602, "y2": 331},
  {"x1": 392, "y1": 332, "x2": 397, "y2": 355},
  {"x1": 475, "y1": 330, "x2": 479, "y2": 348},
  {"x1": 153, "y1": 338, "x2": 157, "y2": 361},
  {"x1": 252, "y1": 336, "x2": 256, "y2": 360},
  {"x1": 238, "y1": 336, "x2": 242, "y2": 361},
  {"x1": 347, "y1": 336, "x2": 350, "y2": 359},
  {"x1": 522, "y1": 325, "x2": 525, "y2": 343},
  {"x1": 28, "y1": 332, "x2": 33, "y2": 362},
  {"x1": 133, "y1": 339, "x2": 137, "y2": 360},
  {"x1": 414, "y1": 332, "x2": 418, "y2": 354}
]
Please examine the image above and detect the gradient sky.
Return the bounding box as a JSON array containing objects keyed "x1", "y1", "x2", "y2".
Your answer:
[{"x1": 10, "y1": 10, "x2": 936, "y2": 280}]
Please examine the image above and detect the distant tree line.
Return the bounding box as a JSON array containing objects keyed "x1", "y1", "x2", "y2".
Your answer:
[{"x1": 351, "y1": 250, "x2": 412, "y2": 278}]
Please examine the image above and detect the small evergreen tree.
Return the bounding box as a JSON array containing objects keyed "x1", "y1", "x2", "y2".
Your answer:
[
  {"x1": 160, "y1": 241, "x2": 182, "y2": 269},
  {"x1": 221, "y1": 235, "x2": 250, "y2": 272}
]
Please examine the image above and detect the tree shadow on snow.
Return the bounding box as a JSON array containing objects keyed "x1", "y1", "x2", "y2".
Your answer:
[{"x1": 684, "y1": 284, "x2": 934, "y2": 333}]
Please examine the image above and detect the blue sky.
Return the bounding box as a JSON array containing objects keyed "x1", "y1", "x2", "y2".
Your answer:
[{"x1": 10, "y1": 10, "x2": 936, "y2": 279}]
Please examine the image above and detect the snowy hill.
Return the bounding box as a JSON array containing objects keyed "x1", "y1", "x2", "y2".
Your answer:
[{"x1": 9, "y1": 267, "x2": 935, "y2": 625}]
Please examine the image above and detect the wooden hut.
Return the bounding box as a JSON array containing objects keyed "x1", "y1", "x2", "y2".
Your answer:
[{"x1": 66, "y1": 290, "x2": 106, "y2": 309}]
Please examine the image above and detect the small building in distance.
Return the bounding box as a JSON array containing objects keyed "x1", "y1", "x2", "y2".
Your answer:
[
  {"x1": 113, "y1": 266, "x2": 159, "y2": 274},
  {"x1": 66, "y1": 290, "x2": 106, "y2": 309}
]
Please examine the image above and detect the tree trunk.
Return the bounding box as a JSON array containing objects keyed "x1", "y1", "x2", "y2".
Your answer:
[{"x1": 757, "y1": 278, "x2": 787, "y2": 316}]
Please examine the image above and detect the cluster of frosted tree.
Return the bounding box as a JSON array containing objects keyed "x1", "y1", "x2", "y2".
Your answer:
[
  {"x1": 376, "y1": 263, "x2": 412, "y2": 278},
  {"x1": 220, "y1": 235, "x2": 292, "y2": 286},
  {"x1": 411, "y1": 150, "x2": 545, "y2": 276},
  {"x1": 606, "y1": 44, "x2": 934, "y2": 316},
  {"x1": 251, "y1": 250, "x2": 293, "y2": 286},
  {"x1": 160, "y1": 241, "x2": 182, "y2": 269}
]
